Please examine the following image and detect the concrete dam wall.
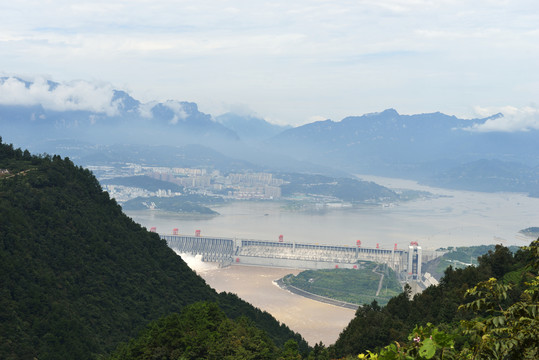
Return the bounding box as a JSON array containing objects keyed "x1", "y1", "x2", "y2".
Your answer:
[{"x1": 160, "y1": 235, "x2": 435, "y2": 276}]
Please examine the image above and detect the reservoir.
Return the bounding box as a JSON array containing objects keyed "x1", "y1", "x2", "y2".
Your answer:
[
  {"x1": 124, "y1": 176, "x2": 538, "y2": 345},
  {"x1": 125, "y1": 176, "x2": 539, "y2": 250}
]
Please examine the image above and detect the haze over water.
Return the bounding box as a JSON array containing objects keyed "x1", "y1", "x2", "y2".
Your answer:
[
  {"x1": 126, "y1": 176, "x2": 539, "y2": 250},
  {"x1": 125, "y1": 176, "x2": 539, "y2": 345}
]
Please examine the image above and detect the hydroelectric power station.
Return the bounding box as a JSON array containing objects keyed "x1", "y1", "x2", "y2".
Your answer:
[{"x1": 155, "y1": 228, "x2": 444, "y2": 282}]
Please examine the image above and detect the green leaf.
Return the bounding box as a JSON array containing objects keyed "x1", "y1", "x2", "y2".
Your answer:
[
  {"x1": 432, "y1": 330, "x2": 455, "y2": 348},
  {"x1": 419, "y1": 338, "x2": 436, "y2": 359}
]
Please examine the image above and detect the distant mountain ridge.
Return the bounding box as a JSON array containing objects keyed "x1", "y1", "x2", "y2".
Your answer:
[
  {"x1": 0, "y1": 77, "x2": 239, "y2": 147},
  {"x1": 2, "y1": 76, "x2": 538, "y2": 194},
  {"x1": 216, "y1": 112, "x2": 291, "y2": 142},
  {"x1": 269, "y1": 109, "x2": 539, "y2": 194},
  {"x1": 426, "y1": 159, "x2": 539, "y2": 193},
  {"x1": 271, "y1": 108, "x2": 517, "y2": 168}
]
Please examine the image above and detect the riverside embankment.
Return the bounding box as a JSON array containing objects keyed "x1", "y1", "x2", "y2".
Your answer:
[
  {"x1": 197, "y1": 263, "x2": 357, "y2": 346},
  {"x1": 275, "y1": 277, "x2": 359, "y2": 310}
]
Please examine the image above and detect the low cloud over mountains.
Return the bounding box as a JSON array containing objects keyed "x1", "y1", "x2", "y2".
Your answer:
[
  {"x1": 1, "y1": 76, "x2": 538, "y2": 195},
  {"x1": 0, "y1": 77, "x2": 120, "y2": 116},
  {"x1": 0, "y1": 76, "x2": 239, "y2": 146},
  {"x1": 465, "y1": 106, "x2": 539, "y2": 133}
]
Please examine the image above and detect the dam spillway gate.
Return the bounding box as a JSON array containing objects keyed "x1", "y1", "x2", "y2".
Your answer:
[{"x1": 161, "y1": 234, "x2": 429, "y2": 275}]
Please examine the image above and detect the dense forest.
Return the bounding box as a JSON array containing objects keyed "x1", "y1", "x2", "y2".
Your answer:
[
  {"x1": 108, "y1": 302, "x2": 289, "y2": 359},
  {"x1": 421, "y1": 244, "x2": 511, "y2": 280},
  {"x1": 1, "y1": 136, "x2": 538, "y2": 359},
  {"x1": 122, "y1": 195, "x2": 220, "y2": 214},
  {"x1": 0, "y1": 137, "x2": 307, "y2": 359},
  {"x1": 329, "y1": 242, "x2": 538, "y2": 359}
]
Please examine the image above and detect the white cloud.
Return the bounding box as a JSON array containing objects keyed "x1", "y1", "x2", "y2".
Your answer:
[
  {"x1": 136, "y1": 100, "x2": 188, "y2": 123},
  {"x1": 163, "y1": 100, "x2": 188, "y2": 124},
  {"x1": 1, "y1": 1, "x2": 539, "y2": 125},
  {"x1": 0, "y1": 77, "x2": 119, "y2": 116},
  {"x1": 466, "y1": 106, "x2": 539, "y2": 132},
  {"x1": 137, "y1": 101, "x2": 157, "y2": 119}
]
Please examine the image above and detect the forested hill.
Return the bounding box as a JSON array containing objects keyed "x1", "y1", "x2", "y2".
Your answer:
[
  {"x1": 330, "y1": 242, "x2": 538, "y2": 358},
  {"x1": 0, "y1": 137, "x2": 307, "y2": 359}
]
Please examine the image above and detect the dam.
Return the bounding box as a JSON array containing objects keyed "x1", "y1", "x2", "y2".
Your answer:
[{"x1": 160, "y1": 232, "x2": 444, "y2": 280}]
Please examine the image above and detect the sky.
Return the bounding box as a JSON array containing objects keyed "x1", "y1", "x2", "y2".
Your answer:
[{"x1": 1, "y1": 0, "x2": 539, "y2": 128}]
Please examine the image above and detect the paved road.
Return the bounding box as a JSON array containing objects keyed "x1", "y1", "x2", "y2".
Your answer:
[{"x1": 372, "y1": 264, "x2": 384, "y2": 296}]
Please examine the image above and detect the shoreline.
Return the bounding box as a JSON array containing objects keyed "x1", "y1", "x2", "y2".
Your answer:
[
  {"x1": 197, "y1": 264, "x2": 357, "y2": 346},
  {"x1": 274, "y1": 277, "x2": 359, "y2": 310}
]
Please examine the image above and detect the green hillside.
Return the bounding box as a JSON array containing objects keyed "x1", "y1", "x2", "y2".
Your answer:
[
  {"x1": 329, "y1": 242, "x2": 538, "y2": 358},
  {"x1": 422, "y1": 244, "x2": 522, "y2": 280},
  {"x1": 122, "y1": 195, "x2": 220, "y2": 214},
  {"x1": 0, "y1": 137, "x2": 307, "y2": 359},
  {"x1": 108, "y1": 302, "x2": 279, "y2": 360},
  {"x1": 101, "y1": 175, "x2": 185, "y2": 192},
  {"x1": 282, "y1": 264, "x2": 402, "y2": 306}
]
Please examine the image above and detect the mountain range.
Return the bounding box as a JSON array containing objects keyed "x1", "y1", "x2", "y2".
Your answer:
[
  {"x1": 1, "y1": 76, "x2": 538, "y2": 195},
  {"x1": 270, "y1": 109, "x2": 539, "y2": 193}
]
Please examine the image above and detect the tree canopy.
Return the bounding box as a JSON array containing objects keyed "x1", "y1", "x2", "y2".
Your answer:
[
  {"x1": 330, "y1": 242, "x2": 537, "y2": 358},
  {"x1": 0, "y1": 138, "x2": 307, "y2": 359}
]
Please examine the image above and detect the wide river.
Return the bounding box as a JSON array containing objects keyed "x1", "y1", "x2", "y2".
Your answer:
[
  {"x1": 126, "y1": 175, "x2": 538, "y2": 250},
  {"x1": 124, "y1": 175, "x2": 539, "y2": 345}
]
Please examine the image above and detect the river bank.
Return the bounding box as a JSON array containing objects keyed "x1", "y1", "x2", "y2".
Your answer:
[
  {"x1": 275, "y1": 277, "x2": 359, "y2": 310},
  {"x1": 196, "y1": 263, "x2": 357, "y2": 346}
]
